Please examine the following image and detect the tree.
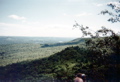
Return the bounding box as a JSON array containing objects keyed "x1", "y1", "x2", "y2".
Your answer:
[
  {"x1": 100, "y1": 1, "x2": 120, "y2": 23},
  {"x1": 53, "y1": 63, "x2": 76, "y2": 82},
  {"x1": 73, "y1": 1, "x2": 120, "y2": 81}
]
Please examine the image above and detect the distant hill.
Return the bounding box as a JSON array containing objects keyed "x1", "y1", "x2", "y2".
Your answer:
[
  {"x1": 0, "y1": 36, "x2": 75, "y2": 44},
  {"x1": 0, "y1": 36, "x2": 79, "y2": 66},
  {"x1": 41, "y1": 38, "x2": 85, "y2": 48}
]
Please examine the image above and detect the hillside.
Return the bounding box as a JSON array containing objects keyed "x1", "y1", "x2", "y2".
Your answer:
[
  {"x1": 0, "y1": 37, "x2": 87, "y2": 81},
  {"x1": 0, "y1": 46, "x2": 87, "y2": 82},
  {"x1": 0, "y1": 35, "x2": 119, "y2": 82},
  {"x1": 41, "y1": 38, "x2": 85, "y2": 48},
  {"x1": 0, "y1": 37, "x2": 85, "y2": 66}
]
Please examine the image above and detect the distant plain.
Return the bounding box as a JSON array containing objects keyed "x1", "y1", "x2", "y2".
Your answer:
[{"x1": 0, "y1": 36, "x2": 78, "y2": 66}]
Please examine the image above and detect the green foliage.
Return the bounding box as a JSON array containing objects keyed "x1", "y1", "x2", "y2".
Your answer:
[
  {"x1": 0, "y1": 34, "x2": 120, "y2": 81},
  {"x1": 0, "y1": 43, "x2": 73, "y2": 66},
  {"x1": 0, "y1": 46, "x2": 87, "y2": 81},
  {"x1": 73, "y1": 19, "x2": 120, "y2": 81},
  {"x1": 0, "y1": 27, "x2": 120, "y2": 81}
]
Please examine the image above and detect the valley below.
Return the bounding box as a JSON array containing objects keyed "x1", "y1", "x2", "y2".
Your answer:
[{"x1": 0, "y1": 36, "x2": 82, "y2": 66}]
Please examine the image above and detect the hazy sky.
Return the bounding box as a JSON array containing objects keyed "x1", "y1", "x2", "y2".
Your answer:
[{"x1": 0, "y1": 0, "x2": 119, "y2": 37}]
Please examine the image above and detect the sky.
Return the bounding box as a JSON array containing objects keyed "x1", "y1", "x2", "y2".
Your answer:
[{"x1": 0, "y1": 0, "x2": 119, "y2": 37}]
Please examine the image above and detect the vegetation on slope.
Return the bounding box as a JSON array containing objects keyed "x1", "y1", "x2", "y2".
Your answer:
[
  {"x1": 0, "y1": 46, "x2": 87, "y2": 82},
  {"x1": 41, "y1": 38, "x2": 85, "y2": 48},
  {"x1": 0, "y1": 26, "x2": 120, "y2": 82},
  {"x1": 0, "y1": 32, "x2": 120, "y2": 81},
  {"x1": 0, "y1": 43, "x2": 75, "y2": 66}
]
